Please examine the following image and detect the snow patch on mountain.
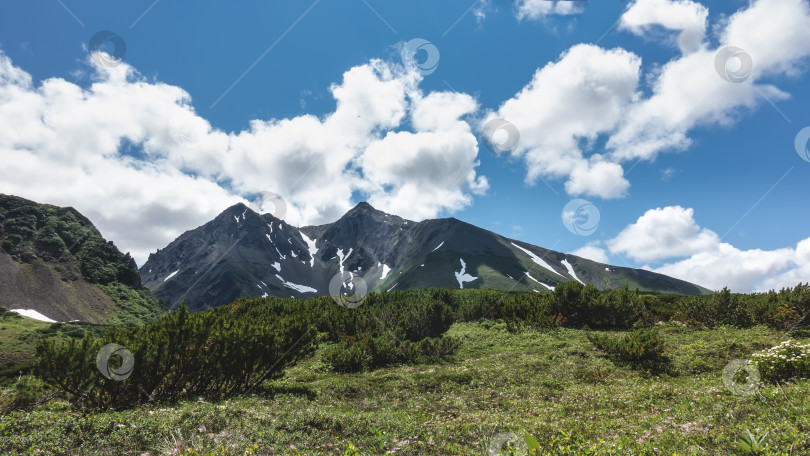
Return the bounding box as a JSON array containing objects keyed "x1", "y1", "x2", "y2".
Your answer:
[
  {"x1": 10, "y1": 309, "x2": 59, "y2": 323},
  {"x1": 300, "y1": 232, "x2": 318, "y2": 267},
  {"x1": 454, "y1": 258, "x2": 478, "y2": 289},
  {"x1": 561, "y1": 259, "x2": 584, "y2": 284},
  {"x1": 164, "y1": 270, "x2": 179, "y2": 282},
  {"x1": 335, "y1": 248, "x2": 353, "y2": 274},
  {"x1": 274, "y1": 274, "x2": 317, "y2": 293},
  {"x1": 525, "y1": 271, "x2": 555, "y2": 291},
  {"x1": 284, "y1": 282, "x2": 317, "y2": 293},
  {"x1": 432, "y1": 241, "x2": 444, "y2": 252},
  {"x1": 511, "y1": 242, "x2": 563, "y2": 277},
  {"x1": 380, "y1": 264, "x2": 391, "y2": 280},
  {"x1": 271, "y1": 262, "x2": 281, "y2": 272}
]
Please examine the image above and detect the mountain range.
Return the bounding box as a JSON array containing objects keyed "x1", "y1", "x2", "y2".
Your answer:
[{"x1": 140, "y1": 202, "x2": 711, "y2": 312}]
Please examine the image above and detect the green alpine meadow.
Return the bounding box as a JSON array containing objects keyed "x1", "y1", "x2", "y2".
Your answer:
[{"x1": 2, "y1": 284, "x2": 809, "y2": 455}]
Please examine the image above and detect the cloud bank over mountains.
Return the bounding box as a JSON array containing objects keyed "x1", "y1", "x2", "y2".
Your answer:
[{"x1": 571, "y1": 206, "x2": 810, "y2": 293}]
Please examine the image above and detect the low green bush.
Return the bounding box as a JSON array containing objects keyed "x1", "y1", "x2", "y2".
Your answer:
[
  {"x1": 587, "y1": 328, "x2": 665, "y2": 363},
  {"x1": 35, "y1": 304, "x2": 315, "y2": 409},
  {"x1": 323, "y1": 334, "x2": 457, "y2": 373}
]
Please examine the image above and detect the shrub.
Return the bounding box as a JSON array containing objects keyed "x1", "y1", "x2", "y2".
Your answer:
[
  {"x1": 398, "y1": 296, "x2": 454, "y2": 341},
  {"x1": 35, "y1": 304, "x2": 315, "y2": 409},
  {"x1": 399, "y1": 336, "x2": 457, "y2": 363},
  {"x1": 323, "y1": 334, "x2": 457, "y2": 373},
  {"x1": 323, "y1": 341, "x2": 370, "y2": 373},
  {"x1": 34, "y1": 225, "x2": 67, "y2": 258},
  {"x1": 587, "y1": 328, "x2": 665, "y2": 364},
  {"x1": 750, "y1": 339, "x2": 810, "y2": 383},
  {"x1": 789, "y1": 328, "x2": 810, "y2": 339},
  {"x1": 1, "y1": 233, "x2": 23, "y2": 253}
]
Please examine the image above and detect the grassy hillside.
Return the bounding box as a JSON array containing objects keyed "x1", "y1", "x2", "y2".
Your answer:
[
  {"x1": 1, "y1": 323, "x2": 808, "y2": 455},
  {"x1": 0, "y1": 306, "x2": 109, "y2": 369},
  {"x1": 0, "y1": 309, "x2": 50, "y2": 365},
  {"x1": 0, "y1": 193, "x2": 165, "y2": 325}
]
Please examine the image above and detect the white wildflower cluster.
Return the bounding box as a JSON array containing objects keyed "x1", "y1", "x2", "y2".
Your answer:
[
  {"x1": 750, "y1": 339, "x2": 810, "y2": 382},
  {"x1": 751, "y1": 340, "x2": 810, "y2": 362}
]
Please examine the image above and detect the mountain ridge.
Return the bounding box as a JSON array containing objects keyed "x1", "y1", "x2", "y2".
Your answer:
[{"x1": 141, "y1": 201, "x2": 711, "y2": 311}]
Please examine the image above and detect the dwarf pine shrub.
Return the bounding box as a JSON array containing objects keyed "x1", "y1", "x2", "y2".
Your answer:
[
  {"x1": 35, "y1": 303, "x2": 315, "y2": 409},
  {"x1": 587, "y1": 328, "x2": 665, "y2": 363}
]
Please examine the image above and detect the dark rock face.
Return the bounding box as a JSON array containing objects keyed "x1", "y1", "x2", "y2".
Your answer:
[{"x1": 141, "y1": 201, "x2": 710, "y2": 312}]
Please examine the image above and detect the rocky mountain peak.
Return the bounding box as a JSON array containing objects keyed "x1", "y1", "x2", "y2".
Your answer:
[{"x1": 140, "y1": 201, "x2": 711, "y2": 311}]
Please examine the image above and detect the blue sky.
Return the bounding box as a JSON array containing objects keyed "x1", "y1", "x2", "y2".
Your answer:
[{"x1": 0, "y1": 0, "x2": 809, "y2": 291}]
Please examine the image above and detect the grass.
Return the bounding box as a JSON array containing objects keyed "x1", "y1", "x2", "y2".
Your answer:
[
  {"x1": 0, "y1": 313, "x2": 50, "y2": 365},
  {"x1": 1, "y1": 322, "x2": 809, "y2": 455},
  {"x1": 0, "y1": 311, "x2": 107, "y2": 370}
]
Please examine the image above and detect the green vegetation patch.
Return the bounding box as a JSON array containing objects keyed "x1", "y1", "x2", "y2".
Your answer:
[{"x1": 1, "y1": 324, "x2": 807, "y2": 455}]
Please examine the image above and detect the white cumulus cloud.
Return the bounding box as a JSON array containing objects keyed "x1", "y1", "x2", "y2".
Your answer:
[
  {"x1": 608, "y1": 0, "x2": 810, "y2": 163},
  {"x1": 606, "y1": 206, "x2": 810, "y2": 292},
  {"x1": 0, "y1": 50, "x2": 487, "y2": 265},
  {"x1": 619, "y1": 0, "x2": 709, "y2": 54},
  {"x1": 494, "y1": 44, "x2": 640, "y2": 199},
  {"x1": 608, "y1": 206, "x2": 719, "y2": 263},
  {"x1": 570, "y1": 243, "x2": 609, "y2": 264},
  {"x1": 498, "y1": 0, "x2": 810, "y2": 198}
]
